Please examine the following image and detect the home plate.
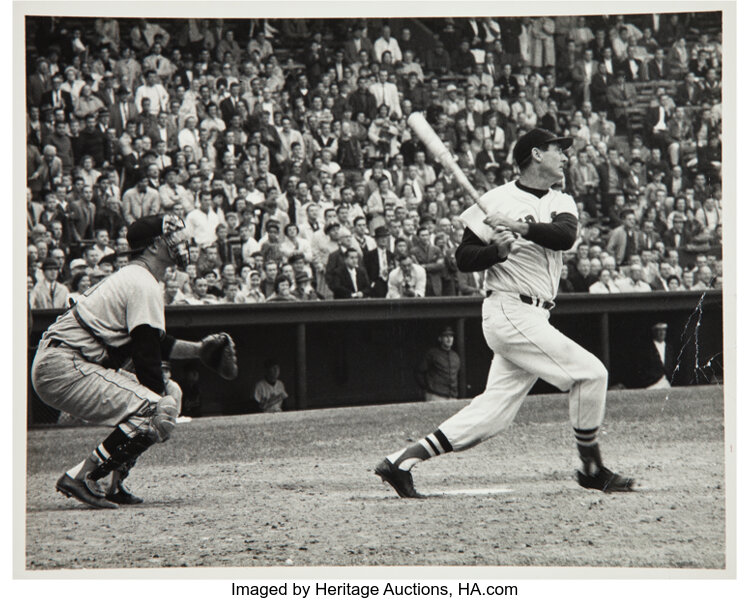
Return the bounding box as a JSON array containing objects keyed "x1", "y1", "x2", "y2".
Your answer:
[{"x1": 431, "y1": 487, "x2": 514, "y2": 497}]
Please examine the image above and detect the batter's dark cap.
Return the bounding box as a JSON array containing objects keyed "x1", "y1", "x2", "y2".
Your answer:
[{"x1": 513, "y1": 128, "x2": 573, "y2": 167}]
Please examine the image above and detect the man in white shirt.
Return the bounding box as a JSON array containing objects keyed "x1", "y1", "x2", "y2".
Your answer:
[
  {"x1": 135, "y1": 70, "x2": 170, "y2": 115},
  {"x1": 243, "y1": 175, "x2": 266, "y2": 206},
  {"x1": 185, "y1": 190, "x2": 221, "y2": 248},
  {"x1": 276, "y1": 115, "x2": 305, "y2": 164},
  {"x1": 387, "y1": 253, "x2": 426, "y2": 298},
  {"x1": 368, "y1": 69, "x2": 402, "y2": 118},
  {"x1": 615, "y1": 264, "x2": 652, "y2": 292},
  {"x1": 373, "y1": 25, "x2": 402, "y2": 63},
  {"x1": 178, "y1": 116, "x2": 201, "y2": 159}
]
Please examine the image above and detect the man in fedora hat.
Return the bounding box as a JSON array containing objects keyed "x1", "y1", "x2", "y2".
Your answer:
[
  {"x1": 363, "y1": 225, "x2": 394, "y2": 298},
  {"x1": 29, "y1": 256, "x2": 70, "y2": 309}
]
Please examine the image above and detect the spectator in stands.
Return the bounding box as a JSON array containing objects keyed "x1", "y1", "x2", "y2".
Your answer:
[
  {"x1": 667, "y1": 37, "x2": 690, "y2": 80},
  {"x1": 374, "y1": 25, "x2": 402, "y2": 64},
  {"x1": 66, "y1": 271, "x2": 91, "y2": 304},
  {"x1": 362, "y1": 226, "x2": 394, "y2": 298},
  {"x1": 411, "y1": 226, "x2": 445, "y2": 296},
  {"x1": 663, "y1": 213, "x2": 692, "y2": 250},
  {"x1": 589, "y1": 268, "x2": 620, "y2": 293},
  {"x1": 387, "y1": 252, "x2": 426, "y2": 298},
  {"x1": 122, "y1": 176, "x2": 161, "y2": 224},
  {"x1": 606, "y1": 209, "x2": 641, "y2": 265},
  {"x1": 651, "y1": 262, "x2": 675, "y2": 291},
  {"x1": 615, "y1": 264, "x2": 652, "y2": 292},
  {"x1": 425, "y1": 39, "x2": 452, "y2": 76},
  {"x1": 266, "y1": 275, "x2": 297, "y2": 302},
  {"x1": 185, "y1": 190, "x2": 221, "y2": 247},
  {"x1": 328, "y1": 247, "x2": 370, "y2": 299},
  {"x1": 607, "y1": 71, "x2": 637, "y2": 134},
  {"x1": 29, "y1": 257, "x2": 70, "y2": 309},
  {"x1": 691, "y1": 265, "x2": 715, "y2": 291}
]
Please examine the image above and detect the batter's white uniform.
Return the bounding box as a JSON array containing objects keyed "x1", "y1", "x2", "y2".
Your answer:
[{"x1": 439, "y1": 181, "x2": 607, "y2": 450}]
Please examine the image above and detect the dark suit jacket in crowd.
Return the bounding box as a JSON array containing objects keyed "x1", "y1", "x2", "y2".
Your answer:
[
  {"x1": 645, "y1": 59, "x2": 669, "y2": 81},
  {"x1": 363, "y1": 247, "x2": 395, "y2": 298},
  {"x1": 344, "y1": 37, "x2": 375, "y2": 64},
  {"x1": 109, "y1": 101, "x2": 138, "y2": 136},
  {"x1": 328, "y1": 264, "x2": 371, "y2": 299},
  {"x1": 40, "y1": 89, "x2": 73, "y2": 114}
]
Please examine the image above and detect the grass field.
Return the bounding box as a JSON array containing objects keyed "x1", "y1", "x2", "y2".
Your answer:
[{"x1": 25, "y1": 385, "x2": 726, "y2": 570}]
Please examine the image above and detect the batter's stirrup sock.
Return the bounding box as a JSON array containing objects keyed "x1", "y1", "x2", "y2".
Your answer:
[
  {"x1": 576, "y1": 439, "x2": 603, "y2": 477},
  {"x1": 88, "y1": 426, "x2": 156, "y2": 481},
  {"x1": 386, "y1": 429, "x2": 453, "y2": 471}
]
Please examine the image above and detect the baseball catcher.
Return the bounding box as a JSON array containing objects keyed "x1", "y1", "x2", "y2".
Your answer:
[{"x1": 31, "y1": 214, "x2": 238, "y2": 509}]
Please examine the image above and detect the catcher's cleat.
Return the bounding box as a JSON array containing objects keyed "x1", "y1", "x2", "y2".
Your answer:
[
  {"x1": 56, "y1": 473, "x2": 118, "y2": 509},
  {"x1": 375, "y1": 458, "x2": 424, "y2": 498},
  {"x1": 105, "y1": 481, "x2": 144, "y2": 505},
  {"x1": 576, "y1": 466, "x2": 635, "y2": 493}
]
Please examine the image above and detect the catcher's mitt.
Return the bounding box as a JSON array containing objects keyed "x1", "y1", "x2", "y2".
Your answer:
[{"x1": 199, "y1": 333, "x2": 238, "y2": 380}]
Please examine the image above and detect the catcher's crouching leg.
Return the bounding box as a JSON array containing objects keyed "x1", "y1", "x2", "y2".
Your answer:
[{"x1": 87, "y1": 394, "x2": 181, "y2": 503}]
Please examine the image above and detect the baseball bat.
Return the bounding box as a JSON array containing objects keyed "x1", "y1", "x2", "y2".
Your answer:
[{"x1": 407, "y1": 112, "x2": 490, "y2": 214}]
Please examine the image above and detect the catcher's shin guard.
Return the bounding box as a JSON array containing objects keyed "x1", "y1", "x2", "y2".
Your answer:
[{"x1": 88, "y1": 427, "x2": 155, "y2": 481}]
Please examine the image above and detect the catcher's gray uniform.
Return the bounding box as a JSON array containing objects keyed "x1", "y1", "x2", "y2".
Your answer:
[
  {"x1": 31, "y1": 215, "x2": 189, "y2": 509},
  {"x1": 32, "y1": 263, "x2": 180, "y2": 428}
]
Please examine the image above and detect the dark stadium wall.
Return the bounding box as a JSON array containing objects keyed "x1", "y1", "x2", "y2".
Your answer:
[{"x1": 26, "y1": 293, "x2": 724, "y2": 423}]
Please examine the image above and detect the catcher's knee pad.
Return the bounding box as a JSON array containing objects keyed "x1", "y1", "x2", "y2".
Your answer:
[
  {"x1": 165, "y1": 379, "x2": 183, "y2": 407},
  {"x1": 151, "y1": 395, "x2": 179, "y2": 442}
]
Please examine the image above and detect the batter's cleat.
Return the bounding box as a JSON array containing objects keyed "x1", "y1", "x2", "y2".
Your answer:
[
  {"x1": 55, "y1": 473, "x2": 118, "y2": 509},
  {"x1": 375, "y1": 458, "x2": 424, "y2": 498},
  {"x1": 576, "y1": 466, "x2": 635, "y2": 493},
  {"x1": 105, "y1": 481, "x2": 144, "y2": 505}
]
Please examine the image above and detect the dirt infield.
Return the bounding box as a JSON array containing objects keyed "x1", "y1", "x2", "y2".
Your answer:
[{"x1": 25, "y1": 385, "x2": 726, "y2": 570}]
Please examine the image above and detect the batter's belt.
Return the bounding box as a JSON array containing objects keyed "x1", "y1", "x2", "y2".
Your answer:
[{"x1": 487, "y1": 290, "x2": 555, "y2": 310}]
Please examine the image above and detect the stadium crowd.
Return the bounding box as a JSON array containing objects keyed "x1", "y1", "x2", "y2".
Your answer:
[{"x1": 25, "y1": 14, "x2": 723, "y2": 308}]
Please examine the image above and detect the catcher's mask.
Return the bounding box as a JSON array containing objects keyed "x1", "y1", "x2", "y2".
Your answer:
[{"x1": 161, "y1": 214, "x2": 190, "y2": 269}]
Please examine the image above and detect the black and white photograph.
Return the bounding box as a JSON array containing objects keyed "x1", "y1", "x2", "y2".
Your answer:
[{"x1": 15, "y1": 0, "x2": 736, "y2": 589}]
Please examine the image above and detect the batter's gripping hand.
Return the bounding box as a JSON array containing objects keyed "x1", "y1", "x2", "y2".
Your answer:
[
  {"x1": 491, "y1": 228, "x2": 516, "y2": 259},
  {"x1": 199, "y1": 333, "x2": 239, "y2": 380}
]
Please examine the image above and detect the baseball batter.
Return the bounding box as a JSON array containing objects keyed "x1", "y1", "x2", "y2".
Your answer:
[
  {"x1": 376, "y1": 128, "x2": 634, "y2": 497},
  {"x1": 31, "y1": 215, "x2": 237, "y2": 509}
]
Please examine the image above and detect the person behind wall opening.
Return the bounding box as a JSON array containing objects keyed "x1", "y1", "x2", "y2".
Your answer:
[{"x1": 416, "y1": 326, "x2": 461, "y2": 402}]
